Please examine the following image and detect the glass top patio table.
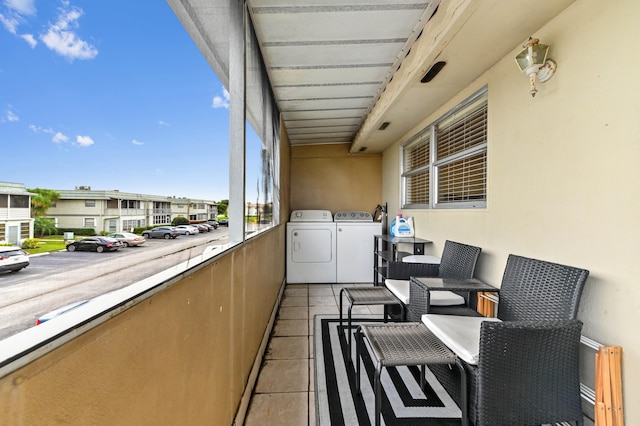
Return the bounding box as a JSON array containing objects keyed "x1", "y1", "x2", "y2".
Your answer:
[
  {"x1": 409, "y1": 276, "x2": 500, "y2": 293},
  {"x1": 410, "y1": 276, "x2": 499, "y2": 315}
]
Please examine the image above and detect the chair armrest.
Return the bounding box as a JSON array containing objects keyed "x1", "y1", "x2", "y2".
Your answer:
[{"x1": 387, "y1": 261, "x2": 439, "y2": 280}]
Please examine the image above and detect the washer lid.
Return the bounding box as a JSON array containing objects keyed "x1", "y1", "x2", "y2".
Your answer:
[
  {"x1": 289, "y1": 209, "x2": 333, "y2": 222},
  {"x1": 334, "y1": 211, "x2": 373, "y2": 222}
]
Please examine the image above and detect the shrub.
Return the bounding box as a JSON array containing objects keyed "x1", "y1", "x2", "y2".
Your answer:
[
  {"x1": 172, "y1": 216, "x2": 190, "y2": 226},
  {"x1": 57, "y1": 228, "x2": 96, "y2": 236},
  {"x1": 21, "y1": 238, "x2": 41, "y2": 249}
]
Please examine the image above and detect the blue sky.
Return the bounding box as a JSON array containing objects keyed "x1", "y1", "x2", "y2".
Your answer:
[{"x1": 0, "y1": 0, "x2": 239, "y2": 202}]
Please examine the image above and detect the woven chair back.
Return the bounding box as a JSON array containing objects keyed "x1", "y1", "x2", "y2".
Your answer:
[
  {"x1": 497, "y1": 254, "x2": 589, "y2": 321},
  {"x1": 438, "y1": 240, "x2": 482, "y2": 279}
]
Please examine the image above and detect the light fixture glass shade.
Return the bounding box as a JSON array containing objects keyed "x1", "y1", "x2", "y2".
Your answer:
[{"x1": 515, "y1": 39, "x2": 549, "y2": 72}]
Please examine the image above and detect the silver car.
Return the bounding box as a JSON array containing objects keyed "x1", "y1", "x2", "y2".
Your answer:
[{"x1": 106, "y1": 232, "x2": 146, "y2": 247}]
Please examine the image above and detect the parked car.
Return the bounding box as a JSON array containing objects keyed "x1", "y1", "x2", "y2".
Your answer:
[
  {"x1": 106, "y1": 232, "x2": 146, "y2": 247},
  {"x1": 141, "y1": 226, "x2": 179, "y2": 239},
  {"x1": 66, "y1": 237, "x2": 123, "y2": 253},
  {"x1": 174, "y1": 225, "x2": 199, "y2": 235},
  {"x1": 199, "y1": 223, "x2": 214, "y2": 231},
  {"x1": 218, "y1": 219, "x2": 228, "y2": 226},
  {"x1": 206, "y1": 220, "x2": 219, "y2": 229},
  {"x1": 191, "y1": 223, "x2": 209, "y2": 232},
  {"x1": 0, "y1": 246, "x2": 29, "y2": 273},
  {"x1": 36, "y1": 300, "x2": 89, "y2": 325}
]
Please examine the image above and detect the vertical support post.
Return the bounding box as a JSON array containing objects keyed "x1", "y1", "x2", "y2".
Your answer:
[{"x1": 228, "y1": 0, "x2": 246, "y2": 245}]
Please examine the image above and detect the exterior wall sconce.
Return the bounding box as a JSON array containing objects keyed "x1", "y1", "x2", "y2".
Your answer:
[{"x1": 515, "y1": 37, "x2": 557, "y2": 97}]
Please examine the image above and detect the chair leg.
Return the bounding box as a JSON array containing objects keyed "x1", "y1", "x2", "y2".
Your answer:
[
  {"x1": 420, "y1": 365, "x2": 426, "y2": 390},
  {"x1": 339, "y1": 288, "x2": 345, "y2": 329},
  {"x1": 347, "y1": 303, "x2": 354, "y2": 357},
  {"x1": 375, "y1": 364, "x2": 382, "y2": 426},
  {"x1": 455, "y1": 360, "x2": 468, "y2": 426},
  {"x1": 355, "y1": 326, "x2": 362, "y2": 394}
]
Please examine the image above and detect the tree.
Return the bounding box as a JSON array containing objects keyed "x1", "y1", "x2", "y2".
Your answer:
[
  {"x1": 217, "y1": 199, "x2": 228, "y2": 217},
  {"x1": 29, "y1": 188, "x2": 61, "y2": 217},
  {"x1": 172, "y1": 216, "x2": 190, "y2": 226},
  {"x1": 34, "y1": 217, "x2": 57, "y2": 237}
]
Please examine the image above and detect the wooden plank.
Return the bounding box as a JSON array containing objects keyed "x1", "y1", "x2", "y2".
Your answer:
[
  {"x1": 596, "y1": 402, "x2": 608, "y2": 426},
  {"x1": 600, "y1": 347, "x2": 614, "y2": 426},
  {"x1": 596, "y1": 351, "x2": 604, "y2": 426},
  {"x1": 609, "y1": 346, "x2": 624, "y2": 426}
]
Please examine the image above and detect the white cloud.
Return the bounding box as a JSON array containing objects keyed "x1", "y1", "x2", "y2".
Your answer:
[
  {"x1": 132, "y1": 139, "x2": 144, "y2": 145},
  {"x1": 52, "y1": 132, "x2": 68, "y2": 143},
  {"x1": 212, "y1": 87, "x2": 230, "y2": 109},
  {"x1": 5, "y1": 0, "x2": 36, "y2": 16},
  {"x1": 4, "y1": 109, "x2": 19, "y2": 122},
  {"x1": 0, "y1": 13, "x2": 18, "y2": 34},
  {"x1": 29, "y1": 124, "x2": 55, "y2": 134},
  {"x1": 158, "y1": 120, "x2": 169, "y2": 127},
  {"x1": 40, "y1": 4, "x2": 98, "y2": 61},
  {"x1": 0, "y1": 0, "x2": 35, "y2": 35},
  {"x1": 20, "y1": 32, "x2": 36, "y2": 47},
  {"x1": 74, "y1": 135, "x2": 93, "y2": 146}
]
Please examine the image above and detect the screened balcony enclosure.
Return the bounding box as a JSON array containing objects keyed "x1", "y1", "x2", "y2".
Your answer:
[{"x1": 1, "y1": 0, "x2": 639, "y2": 425}]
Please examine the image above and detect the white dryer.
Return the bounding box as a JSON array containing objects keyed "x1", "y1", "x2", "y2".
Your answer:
[
  {"x1": 286, "y1": 210, "x2": 336, "y2": 283},
  {"x1": 335, "y1": 211, "x2": 382, "y2": 283}
]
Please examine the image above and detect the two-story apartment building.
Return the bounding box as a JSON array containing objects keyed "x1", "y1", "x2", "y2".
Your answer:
[
  {"x1": 49, "y1": 186, "x2": 218, "y2": 233},
  {"x1": 0, "y1": 182, "x2": 34, "y2": 245}
]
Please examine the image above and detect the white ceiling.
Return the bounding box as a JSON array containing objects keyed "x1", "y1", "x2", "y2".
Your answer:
[{"x1": 171, "y1": 0, "x2": 577, "y2": 153}]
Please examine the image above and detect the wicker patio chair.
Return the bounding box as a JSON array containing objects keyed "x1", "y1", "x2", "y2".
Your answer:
[
  {"x1": 402, "y1": 240, "x2": 482, "y2": 320},
  {"x1": 427, "y1": 254, "x2": 590, "y2": 424}
]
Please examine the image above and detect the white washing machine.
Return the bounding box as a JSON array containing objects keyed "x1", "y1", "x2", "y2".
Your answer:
[
  {"x1": 335, "y1": 211, "x2": 382, "y2": 283},
  {"x1": 286, "y1": 210, "x2": 336, "y2": 283}
]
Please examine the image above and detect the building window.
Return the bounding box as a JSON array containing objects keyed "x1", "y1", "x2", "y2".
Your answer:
[
  {"x1": 20, "y1": 222, "x2": 29, "y2": 239},
  {"x1": 84, "y1": 218, "x2": 96, "y2": 228},
  {"x1": 85, "y1": 200, "x2": 96, "y2": 207},
  {"x1": 402, "y1": 87, "x2": 487, "y2": 209},
  {"x1": 10, "y1": 195, "x2": 29, "y2": 208}
]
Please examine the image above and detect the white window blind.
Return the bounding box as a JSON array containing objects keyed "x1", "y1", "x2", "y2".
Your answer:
[
  {"x1": 402, "y1": 130, "x2": 430, "y2": 207},
  {"x1": 401, "y1": 87, "x2": 487, "y2": 209}
]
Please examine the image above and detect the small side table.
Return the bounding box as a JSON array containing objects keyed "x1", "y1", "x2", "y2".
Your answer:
[
  {"x1": 355, "y1": 322, "x2": 468, "y2": 426},
  {"x1": 339, "y1": 287, "x2": 404, "y2": 356},
  {"x1": 410, "y1": 276, "x2": 499, "y2": 315}
]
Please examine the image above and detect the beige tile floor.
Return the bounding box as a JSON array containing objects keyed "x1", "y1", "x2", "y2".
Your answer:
[{"x1": 244, "y1": 283, "x2": 384, "y2": 426}]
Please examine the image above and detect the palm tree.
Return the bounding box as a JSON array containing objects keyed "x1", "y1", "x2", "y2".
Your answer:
[
  {"x1": 28, "y1": 188, "x2": 61, "y2": 217},
  {"x1": 34, "y1": 217, "x2": 57, "y2": 237}
]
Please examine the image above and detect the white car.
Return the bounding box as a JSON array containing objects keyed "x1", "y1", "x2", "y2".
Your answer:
[
  {"x1": 174, "y1": 225, "x2": 199, "y2": 235},
  {"x1": 0, "y1": 246, "x2": 30, "y2": 273}
]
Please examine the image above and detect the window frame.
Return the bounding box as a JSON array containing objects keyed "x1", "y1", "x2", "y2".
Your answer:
[{"x1": 401, "y1": 86, "x2": 488, "y2": 210}]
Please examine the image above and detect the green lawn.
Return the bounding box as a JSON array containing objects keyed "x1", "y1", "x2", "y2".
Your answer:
[{"x1": 25, "y1": 239, "x2": 67, "y2": 255}]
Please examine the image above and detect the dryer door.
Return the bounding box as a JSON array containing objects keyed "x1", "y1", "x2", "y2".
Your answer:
[{"x1": 291, "y1": 228, "x2": 334, "y2": 263}]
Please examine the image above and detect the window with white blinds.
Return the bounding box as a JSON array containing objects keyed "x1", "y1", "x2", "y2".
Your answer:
[{"x1": 401, "y1": 87, "x2": 487, "y2": 209}]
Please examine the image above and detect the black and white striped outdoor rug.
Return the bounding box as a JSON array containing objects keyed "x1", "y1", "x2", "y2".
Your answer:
[{"x1": 314, "y1": 315, "x2": 462, "y2": 426}]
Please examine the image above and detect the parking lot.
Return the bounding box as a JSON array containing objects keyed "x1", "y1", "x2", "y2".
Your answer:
[{"x1": 0, "y1": 229, "x2": 228, "y2": 340}]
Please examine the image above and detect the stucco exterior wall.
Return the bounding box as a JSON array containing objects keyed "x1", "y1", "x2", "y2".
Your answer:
[
  {"x1": 290, "y1": 143, "x2": 382, "y2": 213},
  {"x1": 0, "y1": 230, "x2": 285, "y2": 425},
  {"x1": 382, "y1": 0, "x2": 639, "y2": 420}
]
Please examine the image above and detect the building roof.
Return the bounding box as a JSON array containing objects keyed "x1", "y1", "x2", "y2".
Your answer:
[
  {"x1": 54, "y1": 188, "x2": 217, "y2": 205},
  {"x1": 0, "y1": 182, "x2": 36, "y2": 196}
]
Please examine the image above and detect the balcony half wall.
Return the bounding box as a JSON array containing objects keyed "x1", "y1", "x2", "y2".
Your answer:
[{"x1": 0, "y1": 226, "x2": 285, "y2": 425}]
